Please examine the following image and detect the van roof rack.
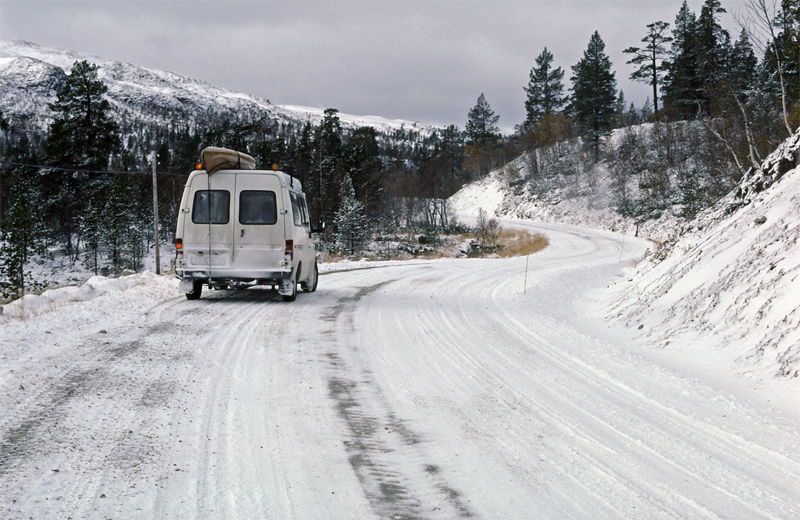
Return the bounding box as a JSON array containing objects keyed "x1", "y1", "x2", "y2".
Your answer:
[{"x1": 200, "y1": 146, "x2": 256, "y2": 175}]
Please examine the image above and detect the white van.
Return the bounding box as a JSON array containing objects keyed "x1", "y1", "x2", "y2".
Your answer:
[{"x1": 174, "y1": 147, "x2": 319, "y2": 301}]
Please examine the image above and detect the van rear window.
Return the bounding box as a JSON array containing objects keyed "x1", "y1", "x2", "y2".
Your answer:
[
  {"x1": 192, "y1": 190, "x2": 230, "y2": 224},
  {"x1": 239, "y1": 190, "x2": 277, "y2": 225}
]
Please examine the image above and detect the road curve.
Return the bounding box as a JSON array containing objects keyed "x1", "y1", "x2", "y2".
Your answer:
[{"x1": 1, "y1": 222, "x2": 799, "y2": 519}]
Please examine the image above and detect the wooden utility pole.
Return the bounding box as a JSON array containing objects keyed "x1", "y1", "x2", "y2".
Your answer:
[{"x1": 152, "y1": 151, "x2": 161, "y2": 275}]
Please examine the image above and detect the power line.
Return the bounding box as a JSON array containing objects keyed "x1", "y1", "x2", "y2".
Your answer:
[{"x1": 0, "y1": 159, "x2": 189, "y2": 178}]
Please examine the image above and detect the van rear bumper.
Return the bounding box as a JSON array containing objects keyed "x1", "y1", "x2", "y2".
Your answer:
[{"x1": 176, "y1": 267, "x2": 292, "y2": 284}]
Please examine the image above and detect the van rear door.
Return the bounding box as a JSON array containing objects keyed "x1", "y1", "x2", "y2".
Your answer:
[
  {"x1": 232, "y1": 172, "x2": 285, "y2": 272},
  {"x1": 182, "y1": 171, "x2": 235, "y2": 271}
]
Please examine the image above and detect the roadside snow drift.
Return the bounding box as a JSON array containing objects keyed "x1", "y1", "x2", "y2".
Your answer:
[{"x1": 0, "y1": 272, "x2": 165, "y2": 321}]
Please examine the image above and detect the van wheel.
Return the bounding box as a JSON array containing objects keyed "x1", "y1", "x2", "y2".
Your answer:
[
  {"x1": 186, "y1": 280, "x2": 203, "y2": 300},
  {"x1": 282, "y1": 276, "x2": 297, "y2": 302},
  {"x1": 302, "y1": 261, "x2": 318, "y2": 292}
]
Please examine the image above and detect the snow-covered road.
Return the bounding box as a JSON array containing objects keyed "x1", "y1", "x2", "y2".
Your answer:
[{"x1": 1, "y1": 223, "x2": 799, "y2": 519}]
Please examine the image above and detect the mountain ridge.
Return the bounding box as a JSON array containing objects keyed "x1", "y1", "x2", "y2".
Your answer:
[{"x1": 0, "y1": 39, "x2": 439, "y2": 139}]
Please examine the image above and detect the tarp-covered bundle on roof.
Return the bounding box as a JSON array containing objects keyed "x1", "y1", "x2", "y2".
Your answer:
[{"x1": 201, "y1": 147, "x2": 256, "y2": 175}]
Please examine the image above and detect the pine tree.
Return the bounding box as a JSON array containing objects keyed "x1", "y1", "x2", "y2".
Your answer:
[
  {"x1": 570, "y1": 31, "x2": 618, "y2": 161},
  {"x1": 623, "y1": 21, "x2": 672, "y2": 116},
  {"x1": 43, "y1": 60, "x2": 121, "y2": 262},
  {"x1": 45, "y1": 61, "x2": 120, "y2": 170},
  {"x1": 523, "y1": 48, "x2": 568, "y2": 129}
]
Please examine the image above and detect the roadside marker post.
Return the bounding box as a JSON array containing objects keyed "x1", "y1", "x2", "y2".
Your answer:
[
  {"x1": 152, "y1": 151, "x2": 161, "y2": 275},
  {"x1": 524, "y1": 255, "x2": 529, "y2": 294}
]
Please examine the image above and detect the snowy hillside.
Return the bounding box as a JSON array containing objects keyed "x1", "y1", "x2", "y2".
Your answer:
[
  {"x1": 450, "y1": 127, "x2": 800, "y2": 378},
  {"x1": 449, "y1": 127, "x2": 681, "y2": 242},
  {"x1": 607, "y1": 131, "x2": 800, "y2": 378},
  {"x1": 449, "y1": 154, "x2": 635, "y2": 233},
  {"x1": 0, "y1": 40, "x2": 438, "y2": 137}
]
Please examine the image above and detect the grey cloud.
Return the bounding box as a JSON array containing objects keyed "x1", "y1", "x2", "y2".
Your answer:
[{"x1": 1, "y1": 1, "x2": 748, "y2": 132}]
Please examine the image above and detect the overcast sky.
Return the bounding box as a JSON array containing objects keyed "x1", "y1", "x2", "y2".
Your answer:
[{"x1": 1, "y1": 0, "x2": 749, "y2": 133}]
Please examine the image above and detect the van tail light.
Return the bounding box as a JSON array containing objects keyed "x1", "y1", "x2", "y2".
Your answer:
[
  {"x1": 284, "y1": 240, "x2": 294, "y2": 261},
  {"x1": 175, "y1": 238, "x2": 183, "y2": 259}
]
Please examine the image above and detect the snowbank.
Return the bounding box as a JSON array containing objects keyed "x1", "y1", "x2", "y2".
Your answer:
[{"x1": 0, "y1": 271, "x2": 168, "y2": 321}]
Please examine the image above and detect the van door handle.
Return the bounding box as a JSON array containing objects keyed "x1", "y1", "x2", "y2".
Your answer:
[{"x1": 240, "y1": 229, "x2": 245, "y2": 237}]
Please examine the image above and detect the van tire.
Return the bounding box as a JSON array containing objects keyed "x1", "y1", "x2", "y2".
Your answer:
[
  {"x1": 302, "y1": 261, "x2": 318, "y2": 292},
  {"x1": 282, "y1": 276, "x2": 297, "y2": 302},
  {"x1": 186, "y1": 280, "x2": 203, "y2": 300}
]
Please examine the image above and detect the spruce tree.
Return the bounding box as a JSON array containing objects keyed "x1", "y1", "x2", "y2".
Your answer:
[
  {"x1": 292, "y1": 122, "x2": 314, "y2": 192},
  {"x1": 663, "y1": 1, "x2": 702, "y2": 118},
  {"x1": 760, "y1": 0, "x2": 800, "y2": 131},
  {"x1": 464, "y1": 94, "x2": 500, "y2": 178},
  {"x1": 342, "y1": 126, "x2": 383, "y2": 218},
  {"x1": 101, "y1": 174, "x2": 134, "y2": 272},
  {"x1": 465, "y1": 93, "x2": 500, "y2": 147},
  {"x1": 696, "y1": 0, "x2": 731, "y2": 111},
  {"x1": 570, "y1": 31, "x2": 618, "y2": 161},
  {"x1": 80, "y1": 187, "x2": 103, "y2": 275},
  {"x1": 523, "y1": 48, "x2": 568, "y2": 129},
  {"x1": 334, "y1": 174, "x2": 370, "y2": 256},
  {"x1": 439, "y1": 125, "x2": 465, "y2": 181},
  {"x1": 311, "y1": 108, "x2": 343, "y2": 225},
  {"x1": 778, "y1": 0, "x2": 800, "y2": 102},
  {"x1": 729, "y1": 29, "x2": 759, "y2": 92},
  {"x1": 0, "y1": 147, "x2": 43, "y2": 299}
]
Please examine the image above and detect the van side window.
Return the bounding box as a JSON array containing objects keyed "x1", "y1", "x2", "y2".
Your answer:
[
  {"x1": 240, "y1": 190, "x2": 277, "y2": 225},
  {"x1": 299, "y1": 194, "x2": 311, "y2": 231},
  {"x1": 192, "y1": 190, "x2": 230, "y2": 224},
  {"x1": 290, "y1": 192, "x2": 304, "y2": 227}
]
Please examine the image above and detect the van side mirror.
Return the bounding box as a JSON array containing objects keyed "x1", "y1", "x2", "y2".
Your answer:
[{"x1": 311, "y1": 221, "x2": 326, "y2": 234}]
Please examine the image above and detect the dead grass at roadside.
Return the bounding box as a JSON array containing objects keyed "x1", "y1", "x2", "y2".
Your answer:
[
  {"x1": 318, "y1": 228, "x2": 549, "y2": 263},
  {"x1": 493, "y1": 229, "x2": 549, "y2": 258}
]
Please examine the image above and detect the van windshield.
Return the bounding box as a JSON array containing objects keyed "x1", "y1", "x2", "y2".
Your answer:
[
  {"x1": 239, "y1": 190, "x2": 277, "y2": 225},
  {"x1": 192, "y1": 190, "x2": 230, "y2": 224}
]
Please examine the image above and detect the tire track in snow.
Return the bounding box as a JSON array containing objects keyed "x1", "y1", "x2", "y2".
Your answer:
[
  {"x1": 149, "y1": 288, "x2": 293, "y2": 519},
  {"x1": 321, "y1": 279, "x2": 475, "y2": 519}
]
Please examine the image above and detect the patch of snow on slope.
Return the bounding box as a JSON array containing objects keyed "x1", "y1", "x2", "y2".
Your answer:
[
  {"x1": 607, "y1": 131, "x2": 800, "y2": 379},
  {"x1": 448, "y1": 172, "x2": 506, "y2": 218},
  {"x1": 275, "y1": 104, "x2": 439, "y2": 136}
]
